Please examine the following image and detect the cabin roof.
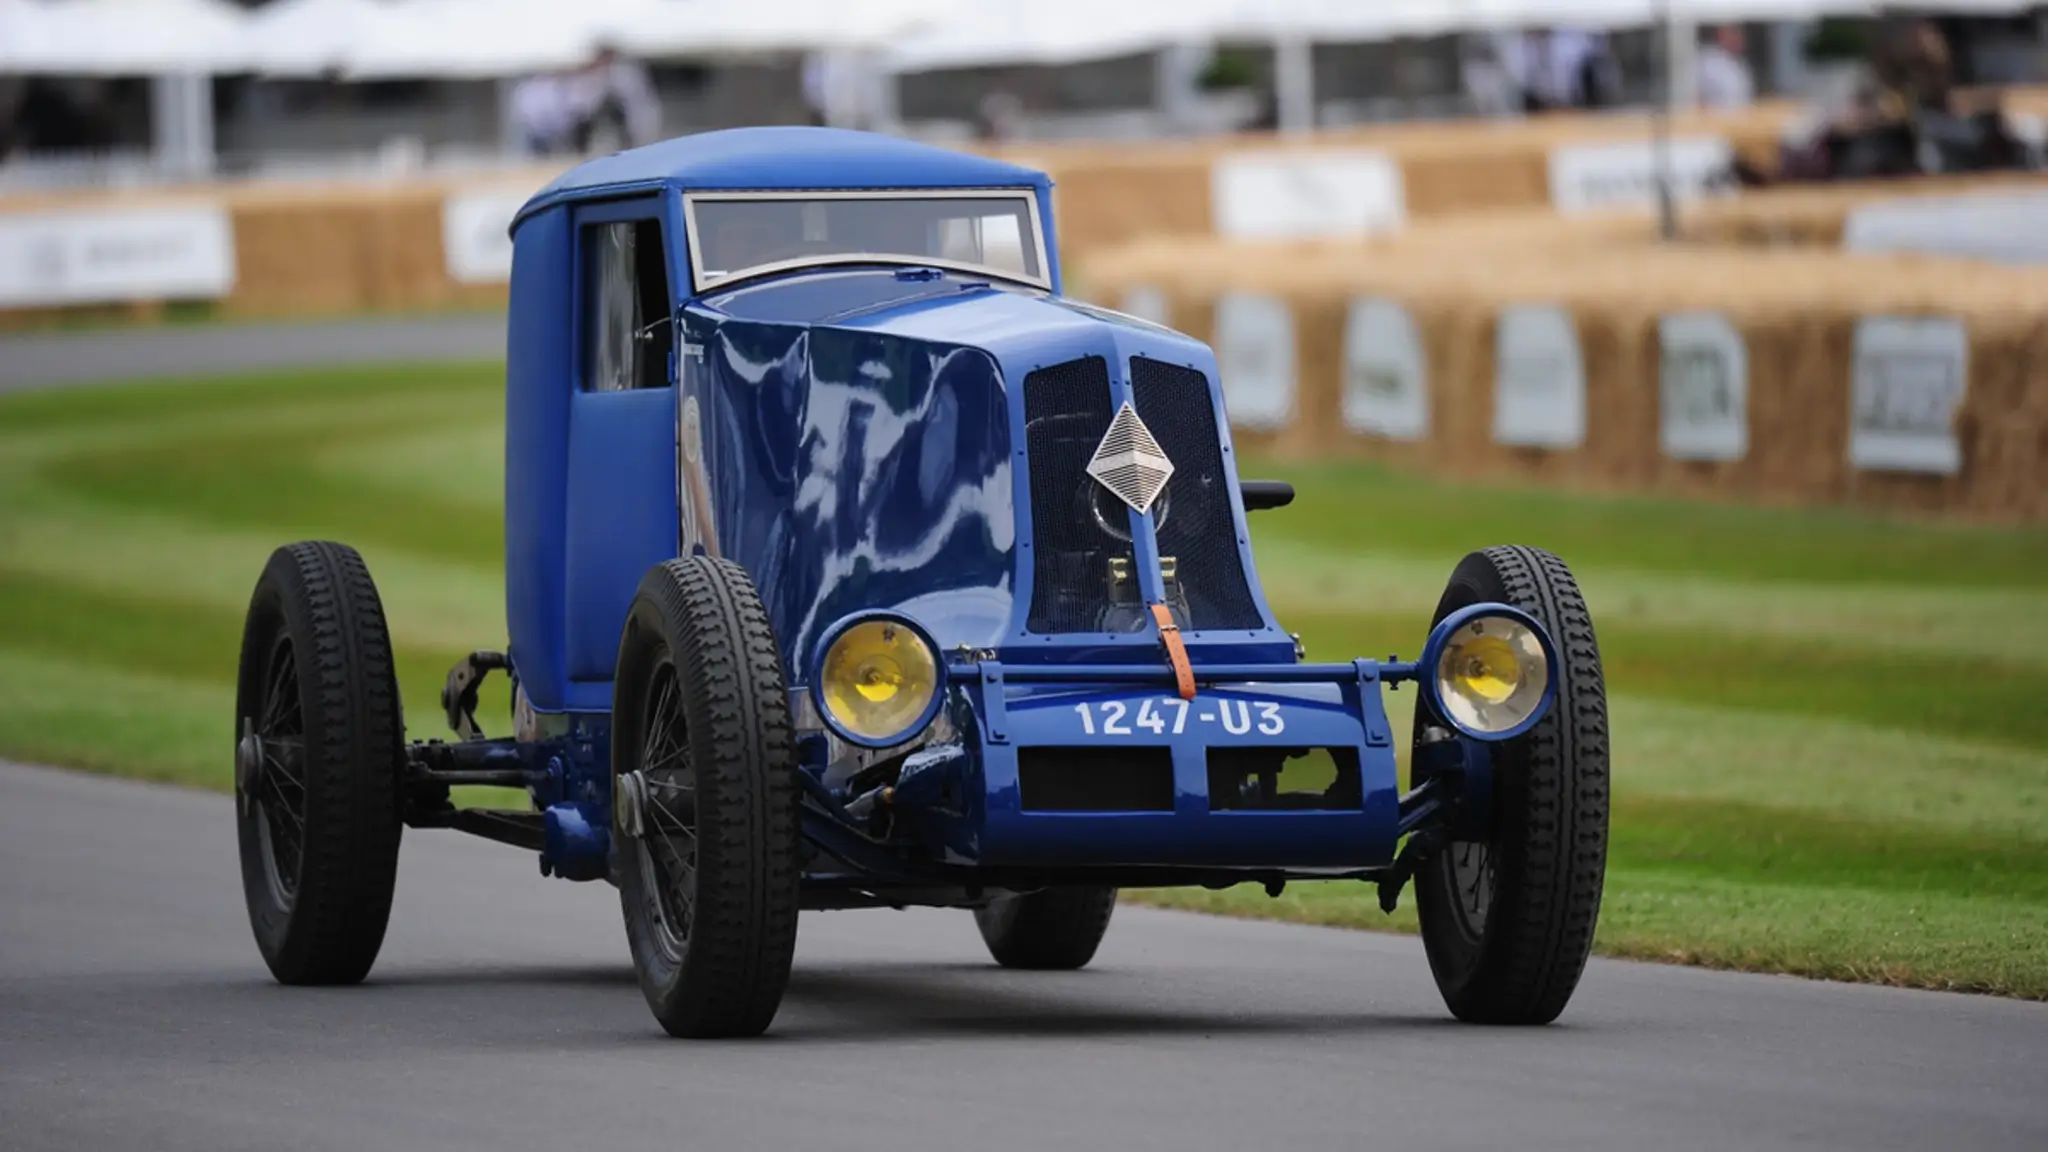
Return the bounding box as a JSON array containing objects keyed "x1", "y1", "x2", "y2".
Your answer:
[{"x1": 512, "y1": 126, "x2": 1052, "y2": 232}]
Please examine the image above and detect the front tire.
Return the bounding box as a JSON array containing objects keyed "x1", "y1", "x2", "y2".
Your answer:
[
  {"x1": 612, "y1": 557, "x2": 801, "y2": 1039},
  {"x1": 1413, "y1": 545, "x2": 1609, "y2": 1025},
  {"x1": 973, "y1": 886, "x2": 1118, "y2": 970},
  {"x1": 234, "y1": 541, "x2": 405, "y2": 986}
]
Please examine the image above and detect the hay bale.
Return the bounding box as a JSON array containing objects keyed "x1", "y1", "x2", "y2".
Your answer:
[
  {"x1": 1043, "y1": 153, "x2": 1213, "y2": 269},
  {"x1": 224, "y1": 190, "x2": 381, "y2": 317},
  {"x1": 1685, "y1": 171, "x2": 2048, "y2": 250},
  {"x1": 1078, "y1": 231, "x2": 2048, "y2": 523},
  {"x1": 1028, "y1": 96, "x2": 1826, "y2": 273}
]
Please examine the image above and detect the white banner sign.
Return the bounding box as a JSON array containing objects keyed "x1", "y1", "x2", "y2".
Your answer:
[
  {"x1": 1547, "y1": 136, "x2": 1738, "y2": 214},
  {"x1": 1341, "y1": 297, "x2": 1428, "y2": 440},
  {"x1": 1658, "y1": 311, "x2": 1748, "y2": 462},
  {"x1": 1211, "y1": 149, "x2": 1406, "y2": 240},
  {"x1": 1493, "y1": 303, "x2": 1585, "y2": 449},
  {"x1": 1843, "y1": 189, "x2": 2048, "y2": 266},
  {"x1": 442, "y1": 187, "x2": 544, "y2": 284},
  {"x1": 1850, "y1": 315, "x2": 1968, "y2": 475},
  {"x1": 1213, "y1": 291, "x2": 1296, "y2": 432},
  {"x1": 0, "y1": 206, "x2": 234, "y2": 308}
]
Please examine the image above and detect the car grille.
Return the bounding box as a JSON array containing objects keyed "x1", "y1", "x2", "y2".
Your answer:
[
  {"x1": 1130, "y1": 356, "x2": 1264, "y2": 631},
  {"x1": 1022, "y1": 356, "x2": 1138, "y2": 633}
]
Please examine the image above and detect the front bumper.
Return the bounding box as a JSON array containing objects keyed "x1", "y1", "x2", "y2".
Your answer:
[{"x1": 937, "y1": 659, "x2": 1413, "y2": 870}]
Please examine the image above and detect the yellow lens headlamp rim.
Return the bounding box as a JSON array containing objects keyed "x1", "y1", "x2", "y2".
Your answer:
[
  {"x1": 809, "y1": 611, "x2": 949, "y2": 749},
  {"x1": 1419, "y1": 602, "x2": 1557, "y2": 742}
]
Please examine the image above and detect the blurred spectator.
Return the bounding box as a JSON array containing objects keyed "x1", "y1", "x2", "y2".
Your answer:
[
  {"x1": 1761, "y1": 18, "x2": 2038, "y2": 185},
  {"x1": 1694, "y1": 25, "x2": 1754, "y2": 109},
  {"x1": 802, "y1": 50, "x2": 878, "y2": 130},
  {"x1": 1244, "y1": 88, "x2": 1279, "y2": 133},
  {"x1": 512, "y1": 44, "x2": 661, "y2": 158},
  {"x1": 800, "y1": 54, "x2": 830, "y2": 126},
  {"x1": 573, "y1": 45, "x2": 661, "y2": 152},
  {"x1": 1458, "y1": 35, "x2": 1523, "y2": 118},
  {"x1": 1868, "y1": 18, "x2": 1957, "y2": 117},
  {"x1": 511, "y1": 69, "x2": 583, "y2": 156},
  {"x1": 1516, "y1": 27, "x2": 1623, "y2": 114},
  {"x1": 973, "y1": 91, "x2": 1025, "y2": 141}
]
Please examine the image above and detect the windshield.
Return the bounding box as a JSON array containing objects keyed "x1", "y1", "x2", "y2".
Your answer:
[{"x1": 684, "y1": 190, "x2": 1046, "y2": 291}]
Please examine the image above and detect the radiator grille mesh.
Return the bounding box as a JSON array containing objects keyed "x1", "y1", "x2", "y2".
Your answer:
[
  {"x1": 1130, "y1": 356, "x2": 1264, "y2": 631},
  {"x1": 1023, "y1": 356, "x2": 1134, "y2": 634}
]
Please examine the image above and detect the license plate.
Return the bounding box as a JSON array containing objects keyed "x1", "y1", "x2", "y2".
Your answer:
[{"x1": 1070, "y1": 696, "x2": 1287, "y2": 738}]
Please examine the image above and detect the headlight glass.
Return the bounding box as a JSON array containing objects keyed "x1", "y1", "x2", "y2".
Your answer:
[
  {"x1": 1433, "y1": 613, "x2": 1550, "y2": 736},
  {"x1": 820, "y1": 619, "x2": 940, "y2": 745}
]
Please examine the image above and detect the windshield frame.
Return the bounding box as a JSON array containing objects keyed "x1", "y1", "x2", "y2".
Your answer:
[{"x1": 680, "y1": 187, "x2": 1052, "y2": 295}]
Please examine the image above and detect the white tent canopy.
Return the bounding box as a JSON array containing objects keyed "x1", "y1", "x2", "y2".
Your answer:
[
  {"x1": 881, "y1": 0, "x2": 2041, "y2": 75},
  {"x1": 0, "y1": 0, "x2": 257, "y2": 75},
  {"x1": 872, "y1": 0, "x2": 2041, "y2": 134},
  {"x1": 0, "y1": 0, "x2": 954, "y2": 78},
  {"x1": 248, "y1": 0, "x2": 691, "y2": 81},
  {"x1": 241, "y1": 0, "x2": 427, "y2": 78},
  {"x1": 333, "y1": 0, "x2": 614, "y2": 80},
  {"x1": 609, "y1": 0, "x2": 956, "y2": 57},
  {"x1": 0, "y1": 0, "x2": 2036, "y2": 79},
  {"x1": 879, "y1": 0, "x2": 1239, "y2": 72}
]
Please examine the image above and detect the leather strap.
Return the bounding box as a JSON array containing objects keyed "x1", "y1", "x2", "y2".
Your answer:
[{"x1": 1149, "y1": 602, "x2": 1197, "y2": 701}]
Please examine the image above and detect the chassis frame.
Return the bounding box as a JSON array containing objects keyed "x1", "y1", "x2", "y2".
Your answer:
[{"x1": 390, "y1": 647, "x2": 1497, "y2": 918}]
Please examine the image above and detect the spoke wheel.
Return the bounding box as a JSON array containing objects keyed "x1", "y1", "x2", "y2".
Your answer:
[
  {"x1": 234, "y1": 541, "x2": 405, "y2": 987},
  {"x1": 248, "y1": 635, "x2": 309, "y2": 909},
  {"x1": 1444, "y1": 840, "x2": 1495, "y2": 943},
  {"x1": 1413, "y1": 545, "x2": 1610, "y2": 1026},
  {"x1": 612, "y1": 556, "x2": 800, "y2": 1039},
  {"x1": 630, "y1": 662, "x2": 700, "y2": 963}
]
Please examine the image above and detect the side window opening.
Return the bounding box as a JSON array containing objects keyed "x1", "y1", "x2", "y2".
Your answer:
[{"x1": 583, "y1": 217, "x2": 674, "y2": 392}]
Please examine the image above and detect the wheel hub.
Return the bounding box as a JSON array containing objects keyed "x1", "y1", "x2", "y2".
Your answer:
[
  {"x1": 615, "y1": 769, "x2": 648, "y2": 839},
  {"x1": 236, "y1": 718, "x2": 265, "y2": 804}
]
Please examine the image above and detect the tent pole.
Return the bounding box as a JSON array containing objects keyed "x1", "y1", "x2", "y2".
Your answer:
[
  {"x1": 1275, "y1": 34, "x2": 1314, "y2": 135},
  {"x1": 1652, "y1": 0, "x2": 1678, "y2": 240},
  {"x1": 152, "y1": 71, "x2": 215, "y2": 184}
]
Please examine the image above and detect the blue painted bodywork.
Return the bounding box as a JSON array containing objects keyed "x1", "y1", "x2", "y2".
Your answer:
[
  {"x1": 490, "y1": 127, "x2": 1537, "y2": 890},
  {"x1": 680, "y1": 275, "x2": 1302, "y2": 681}
]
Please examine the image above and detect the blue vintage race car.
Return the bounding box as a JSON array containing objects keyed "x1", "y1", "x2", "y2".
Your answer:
[{"x1": 231, "y1": 127, "x2": 1610, "y2": 1038}]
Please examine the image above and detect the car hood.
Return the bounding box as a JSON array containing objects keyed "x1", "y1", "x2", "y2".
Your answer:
[{"x1": 688, "y1": 267, "x2": 1240, "y2": 680}]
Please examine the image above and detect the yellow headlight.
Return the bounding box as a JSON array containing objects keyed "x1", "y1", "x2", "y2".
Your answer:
[
  {"x1": 1434, "y1": 614, "x2": 1550, "y2": 736},
  {"x1": 820, "y1": 619, "x2": 940, "y2": 745}
]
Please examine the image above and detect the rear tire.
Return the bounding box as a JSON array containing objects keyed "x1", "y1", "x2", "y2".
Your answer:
[
  {"x1": 973, "y1": 886, "x2": 1118, "y2": 970},
  {"x1": 612, "y1": 557, "x2": 801, "y2": 1038},
  {"x1": 1413, "y1": 545, "x2": 1609, "y2": 1025},
  {"x1": 234, "y1": 541, "x2": 405, "y2": 986}
]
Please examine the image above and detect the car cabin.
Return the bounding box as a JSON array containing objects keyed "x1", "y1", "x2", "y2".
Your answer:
[{"x1": 502, "y1": 127, "x2": 1284, "y2": 723}]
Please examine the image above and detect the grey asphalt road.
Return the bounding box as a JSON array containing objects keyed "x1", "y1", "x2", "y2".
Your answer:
[
  {"x1": 0, "y1": 313, "x2": 505, "y2": 392},
  {"x1": 3, "y1": 760, "x2": 2044, "y2": 1152}
]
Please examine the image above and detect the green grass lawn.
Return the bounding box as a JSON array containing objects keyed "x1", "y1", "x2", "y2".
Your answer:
[{"x1": 3, "y1": 363, "x2": 2045, "y2": 999}]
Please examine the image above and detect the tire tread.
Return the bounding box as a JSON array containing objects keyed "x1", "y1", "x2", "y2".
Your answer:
[
  {"x1": 1416, "y1": 544, "x2": 1608, "y2": 1024},
  {"x1": 974, "y1": 887, "x2": 1118, "y2": 970},
  {"x1": 620, "y1": 556, "x2": 800, "y2": 1038},
  {"x1": 237, "y1": 540, "x2": 404, "y2": 987}
]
